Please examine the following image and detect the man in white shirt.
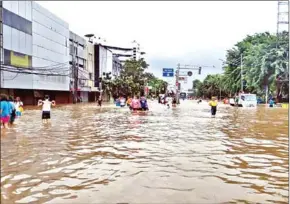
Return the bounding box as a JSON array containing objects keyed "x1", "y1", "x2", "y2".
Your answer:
[{"x1": 38, "y1": 95, "x2": 56, "y2": 124}]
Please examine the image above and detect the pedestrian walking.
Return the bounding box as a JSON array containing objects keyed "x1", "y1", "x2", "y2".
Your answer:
[{"x1": 38, "y1": 95, "x2": 56, "y2": 124}]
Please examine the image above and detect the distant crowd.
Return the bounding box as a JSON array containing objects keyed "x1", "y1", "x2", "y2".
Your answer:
[{"x1": 115, "y1": 96, "x2": 149, "y2": 111}]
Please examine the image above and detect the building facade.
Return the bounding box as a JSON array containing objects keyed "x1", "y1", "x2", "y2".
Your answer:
[
  {"x1": 32, "y1": 2, "x2": 70, "y2": 92},
  {"x1": 1, "y1": 1, "x2": 33, "y2": 90},
  {"x1": 0, "y1": 1, "x2": 71, "y2": 104},
  {"x1": 69, "y1": 31, "x2": 89, "y2": 102},
  {"x1": 85, "y1": 41, "x2": 99, "y2": 102},
  {"x1": 112, "y1": 55, "x2": 122, "y2": 78},
  {"x1": 0, "y1": 1, "x2": 124, "y2": 104}
]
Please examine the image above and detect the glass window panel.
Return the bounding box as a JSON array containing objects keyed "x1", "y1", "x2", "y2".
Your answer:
[
  {"x1": 11, "y1": 11, "x2": 21, "y2": 31},
  {"x1": 4, "y1": 49, "x2": 11, "y2": 65},
  {"x1": 21, "y1": 19, "x2": 32, "y2": 35},
  {"x1": 3, "y1": 9, "x2": 12, "y2": 27}
]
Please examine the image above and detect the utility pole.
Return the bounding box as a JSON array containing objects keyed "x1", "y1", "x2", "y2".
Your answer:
[
  {"x1": 72, "y1": 44, "x2": 78, "y2": 104},
  {"x1": 240, "y1": 53, "x2": 243, "y2": 93},
  {"x1": 175, "y1": 64, "x2": 206, "y2": 103},
  {"x1": 175, "y1": 63, "x2": 180, "y2": 104}
]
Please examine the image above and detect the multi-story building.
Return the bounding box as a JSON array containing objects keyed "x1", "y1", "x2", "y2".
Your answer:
[
  {"x1": 0, "y1": 1, "x2": 124, "y2": 104},
  {"x1": 69, "y1": 31, "x2": 89, "y2": 102},
  {"x1": 85, "y1": 41, "x2": 99, "y2": 102},
  {"x1": 1, "y1": 1, "x2": 33, "y2": 93},
  {"x1": 112, "y1": 55, "x2": 122, "y2": 78},
  {"x1": 1, "y1": 1, "x2": 70, "y2": 104}
]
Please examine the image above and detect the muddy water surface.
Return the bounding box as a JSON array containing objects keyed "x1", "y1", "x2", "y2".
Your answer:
[{"x1": 1, "y1": 101, "x2": 288, "y2": 203}]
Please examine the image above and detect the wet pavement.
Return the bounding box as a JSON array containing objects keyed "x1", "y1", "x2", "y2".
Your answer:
[{"x1": 1, "y1": 100, "x2": 288, "y2": 203}]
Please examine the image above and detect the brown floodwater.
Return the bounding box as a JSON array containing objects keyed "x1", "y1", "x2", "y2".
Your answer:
[{"x1": 1, "y1": 101, "x2": 288, "y2": 204}]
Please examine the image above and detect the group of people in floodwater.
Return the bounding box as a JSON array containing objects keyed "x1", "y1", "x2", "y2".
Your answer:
[
  {"x1": 0, "y1": 93, "x2": 57, "y2": 129},
  {"x1": 1, "y1": 91, "x2": 220, "y2": 129},
  {"x1": 0, "y1": 94, "x2": 24, "y2": 129},
  {"x1": 115, "y1": 95, "x2": 149, "y2": 111}
]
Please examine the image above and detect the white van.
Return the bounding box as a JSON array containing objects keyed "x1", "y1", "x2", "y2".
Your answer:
[{"x1": 238, "y1": 93, "x2": 257, "y2": 107}]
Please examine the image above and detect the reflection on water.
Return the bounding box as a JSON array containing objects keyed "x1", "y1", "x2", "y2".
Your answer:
[{"x1": 1, "y1": 101, "x2": 288, "y2": 203}]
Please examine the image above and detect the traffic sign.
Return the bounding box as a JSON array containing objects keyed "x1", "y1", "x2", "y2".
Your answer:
[
  {"x1": 163, "y1": 68, "x2": 174, "y2": 77},
  {"x1": 187, "y1": 71, "x2": 192, "y2": 76}
]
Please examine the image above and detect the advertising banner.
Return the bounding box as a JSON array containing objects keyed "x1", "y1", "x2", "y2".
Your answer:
[{"x1": 4, "y1": 49, "x2": 32, "y2": 68}]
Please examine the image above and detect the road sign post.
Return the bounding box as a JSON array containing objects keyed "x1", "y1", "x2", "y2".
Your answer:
[{"x1": 163, "y1": 68, "x2": 174, "y2": 77}]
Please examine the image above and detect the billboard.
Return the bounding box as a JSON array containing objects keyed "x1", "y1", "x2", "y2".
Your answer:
[{"x1": 4, "y1": 49, "x2": 32, "y2": 68}]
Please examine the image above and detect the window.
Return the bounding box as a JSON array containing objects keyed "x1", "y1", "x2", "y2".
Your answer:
[
  {"x1": 3, "y1": 8, "x2": 32, "y2": 35},
  {"x1": 89, "y1": 73, "x2": 92, "y2": 80},
  {"x1": 3, "y1": 9, "x2": 12, "y2": 26}
]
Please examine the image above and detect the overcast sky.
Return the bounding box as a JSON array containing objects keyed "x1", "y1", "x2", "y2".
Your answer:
[{"x1": 37, "y1": 1, "x2": 279, "y2": 90}]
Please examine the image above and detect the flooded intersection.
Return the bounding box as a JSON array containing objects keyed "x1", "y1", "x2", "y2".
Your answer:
[{"x1": 1, "y1": 101, "x2": 288, "y2": 203}]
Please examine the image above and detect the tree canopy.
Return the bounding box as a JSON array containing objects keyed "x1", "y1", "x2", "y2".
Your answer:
[
  {"x1": 194, "y1": 31, "x2": 289, "y2": 102},
  {"x1": 103, "y1": 58, "x2": 168, "y2": 98}
]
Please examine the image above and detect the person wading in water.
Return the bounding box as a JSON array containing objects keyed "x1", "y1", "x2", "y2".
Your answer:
[
  {"x1": 209, "y1": 96, "x2": 218, "y2": 118},
  {"x1": 98, "y1": 94, "x2": 102, "y2": 107},
  {"x1": 130, "y1": 96, "x2": 141, "y2": 112},
  {"x1": 38, "y1": 95, "x2": 56, "y2": 124}
]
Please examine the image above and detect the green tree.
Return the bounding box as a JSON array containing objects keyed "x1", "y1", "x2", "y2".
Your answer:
[{"x1": 108, "y1": 59, "x2": 167, "y2": 98}]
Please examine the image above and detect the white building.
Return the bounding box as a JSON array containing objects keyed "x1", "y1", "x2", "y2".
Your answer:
[
  {"x1": 32, "y1": 2, "x2": 70, "y2": 91},
  {"x1": 1, "y1": 1, "x2": 70, "y2": 91},
  {"x1": 85, "y1": 41, "x2": 97, "y2": 91},
  {"x1": 69, "y1": 31, "x2": 90, "y2": 102},
  {"x1": 1, "y1": 1, "x2": 33, "y2": 89},
  {"x1": 1, "y1": 1, "x2": 71, "y2": 104}
]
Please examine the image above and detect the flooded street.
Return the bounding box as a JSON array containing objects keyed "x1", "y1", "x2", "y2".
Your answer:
[{"x1": 1, "y1": 101, "x2": 288, "y2": 204}]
